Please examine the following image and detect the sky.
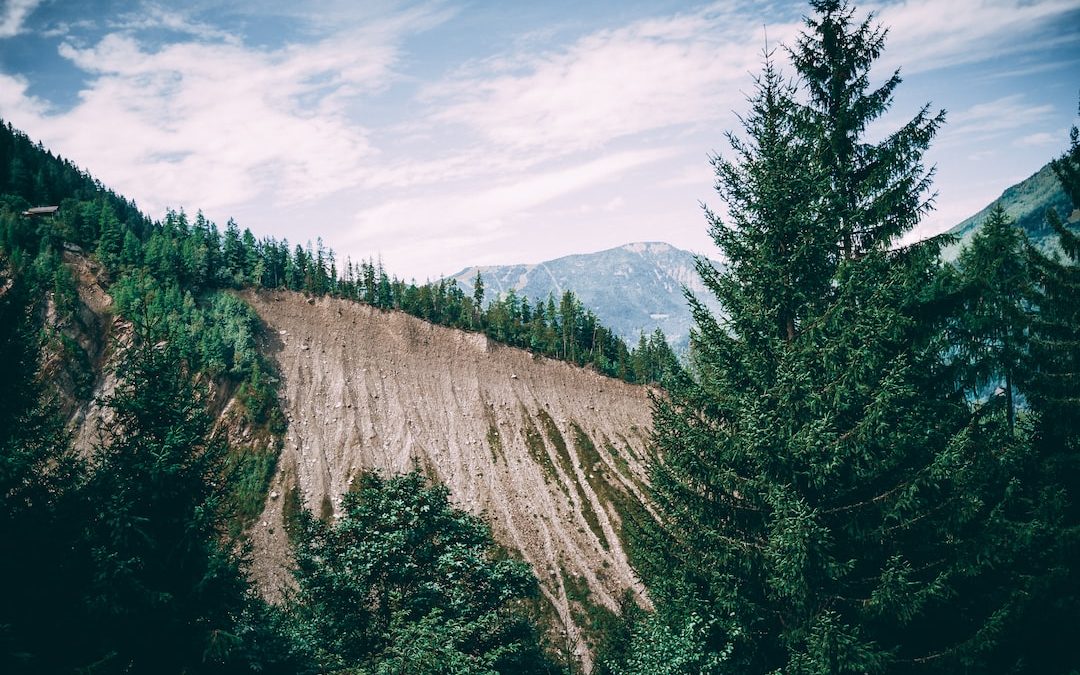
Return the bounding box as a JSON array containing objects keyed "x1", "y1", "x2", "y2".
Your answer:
[{"x1": 0, "y1": 0, "x2": 1077, "y2": 281}]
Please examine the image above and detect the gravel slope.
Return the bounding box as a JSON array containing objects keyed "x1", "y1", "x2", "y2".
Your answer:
[{"x1": 243, "y1": 290, "x2": 656, "y2": 660}]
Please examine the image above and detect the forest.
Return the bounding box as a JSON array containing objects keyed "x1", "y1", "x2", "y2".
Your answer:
[{"x1": 1, "y1": 0, "x2": 1078, "y2": 672}]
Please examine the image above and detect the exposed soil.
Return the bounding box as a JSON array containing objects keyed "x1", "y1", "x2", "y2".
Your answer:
[
  {"x1": 49, "y1": 263, "x2": 658, "y2": 668},
  {"x1": 243, "y1": 290, "x2": 656, "y2": 662}
]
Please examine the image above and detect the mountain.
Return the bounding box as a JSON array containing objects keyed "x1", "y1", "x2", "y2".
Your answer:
[
  {"x1": 2, "y1": 116, "x2": 656, "y2": 662},
  {"x1": 446, "y1": 162, "x2": 1077, "y2": 352},
  {"x1": 944, "y1": 160, "x2": 1076, "y2": 257},
  {"x1": 450, "y1": 241, "x2": 721, "y2": 348}
]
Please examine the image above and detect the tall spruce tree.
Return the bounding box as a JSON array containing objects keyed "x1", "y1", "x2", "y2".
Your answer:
[
  {"x1": 995, "y1": 111, "x2": 1080, "y2": 673},
  {"x1": 1026, "y1": 113, "x2": 1080, "y2": 438},
  {"x1": 791, "y1": 0, "x2": 943, "y2": 260},
  {"x1": 624, "y1": 2, "x2": 1035, "y2": 672}
]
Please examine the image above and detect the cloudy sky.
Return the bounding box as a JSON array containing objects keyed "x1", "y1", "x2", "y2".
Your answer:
[{"x1": 1, "y1": 0, "x2": 1077, "y2": 280}]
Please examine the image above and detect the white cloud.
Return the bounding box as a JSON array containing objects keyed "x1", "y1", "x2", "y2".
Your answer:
[
  {"x1": 870, "y1": 0, "x2": 1079, "y2": 74},
  {"x1": 422, "y1": 4, "x2": 802, "y2": 158},
  {"x1": 2, "y1": 0, "x2": 1076, "y2": 282},
  {"x1": 353, "y1": 148, "x2": 673, "y2": 237},
  {"x1": 0, "y1": 6, "x2": 439, "y2": 217},
  {"x1": 0, "y1": 0, "x2": 41, "y2": 38},
  {"x1": 1013, "y1": 131, "x2": 1060, "y2": 148},
  {"x1": 108, "y1": 4, "x2": 243, "y2": 44},
  {"x1": 940, "y1": 94, "x2": 1056, "y2": 142}
]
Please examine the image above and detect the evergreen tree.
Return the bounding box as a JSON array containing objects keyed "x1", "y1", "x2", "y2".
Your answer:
[
  {"x1": 82, "y1": 321, "x2": 250, "y2": 672},
  {"x1": 791, "y1": 0, "x2": 943, "y2": 260},
  {"x1": 995, "y1": 110, "x2": 1080, "y2": 673},
  {"x1": 954, "y1": 202, "x2": 1031, "y2": 430},
  {"x1": 1026, "y1": 111, "x2": 1080, "y2": 436},
  {"x1": 0, "y1": 261, "x2": 89, "y2": 673},
  {"x1": 289, "y1": 470, "x2": 560, "y2": 674},
  {"x1": 625, "y1": 4, "x2": 1034, "y2": 672}
]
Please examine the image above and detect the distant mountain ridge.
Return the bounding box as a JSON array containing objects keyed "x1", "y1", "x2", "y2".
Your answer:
[
  {"x1": 944, "y1": 160, "x2": 1076, "y2": 258},
  {"x1": 450, "y1": 242, "x2": 722, "y2": 347}
]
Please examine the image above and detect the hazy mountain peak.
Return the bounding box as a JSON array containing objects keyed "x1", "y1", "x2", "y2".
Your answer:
[{"x1": 450, "y1": 242, "x2": 720, "y2": 348}]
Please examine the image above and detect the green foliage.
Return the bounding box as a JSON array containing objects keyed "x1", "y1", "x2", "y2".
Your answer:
[
  {"x1": 289, "y1": 470, "x2": 562, "y2": 674},
  {"x1": 954, "y1": 202, "x2": 1031, "y2": 427},
  {"x1": 226, "y1": 441, "x2": 282, "y2": 536},
  {"x1": 983, "y1": 108, "x2": 1080, "y2": 673},
  {"x1": 792, "y1": 0, "x2": 943, "y2": 260},
  {"x1": 1026, "y1": 112, "x2": 1080, "y2": 435},
  {"x1": 0, "y1": 261, "x2": 89, "y2": 673},
  {"x1": 0, "y1": 118, "x2": 563, "y2": 672},
  {"x1": 624, "y1": 3, "x2": 1070, "y2": 673},
  {"x1": 82, "y1": 327, "x2": 250, "y2": 672},
  {"x1": 606, "y1": 611, "x2": 734, "y2": 675}
]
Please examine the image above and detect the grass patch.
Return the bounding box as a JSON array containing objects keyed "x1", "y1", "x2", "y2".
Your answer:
[
  {"x1": 600, "y1": 434, "x2": 633, "y2": 483},
  {"x1": 282, "y1": 482, "x2": 303, "y2": 544},
  {"x1": 571, "y1": 423, "x2": 637, "y2": 540},
  {"x1": 225, "y1": 439, "x2": 282, "y2": 537},
  {"x1": 537, "y1": 410, "x2": 609, "y2": 551},
  {"x1": 559, "y1": 566, "x2": 620, "y2": 657},
  {"x1": 522, "y1": 408, "x2": 566, "y2": 496},
  {"x1": 486, "y1": 421, "x2": 504, "y2": 463},
  {"x1": 607, "y1": 433, "x2": 650, "y2": 496}
]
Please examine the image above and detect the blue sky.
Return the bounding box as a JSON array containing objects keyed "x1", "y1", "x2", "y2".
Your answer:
[{"x1": 1, "y1": 0, "x2": 1078, "y2": 280}]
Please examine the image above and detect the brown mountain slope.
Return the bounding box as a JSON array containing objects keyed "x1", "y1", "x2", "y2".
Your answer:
[{"x1": 242, "y1": 290, "x2": 655, "y2": 659}]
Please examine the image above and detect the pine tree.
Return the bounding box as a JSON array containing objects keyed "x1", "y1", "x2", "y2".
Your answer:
[
  {"x1": 991, "y1": 110, "x2": 1080, "y2": 673},
  {"x1": 1026, "y1": 112, "x2": 1080, "y2": 436},
  {"x1": 791, "y1": 0, "x2": 943, "y2": 260},
  {"x1": 289, "y1": 471, "x2": 560, "y2": 674},
  {"x1": 0, "y1": 260, "x2": 89, "y2": 673},
  {"x1": 82, "y1": 321, "x2": 249, "y2": 672},
  {"x1": 954, "y1": 202, "x2": 1031, "y2": 431},
  {"x1": 625, "y1": 4, "x2": 1031, "y2": 672}
]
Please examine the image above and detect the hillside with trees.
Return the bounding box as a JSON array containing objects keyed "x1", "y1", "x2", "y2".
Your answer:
[{"x1": 1, "y1": 0, "x2": 1078, "y2": 673}]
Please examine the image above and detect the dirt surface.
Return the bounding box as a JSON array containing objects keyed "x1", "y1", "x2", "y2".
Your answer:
[
  {"x1": 243, "y1": 290, "x2": 656, "y2": 661},
  {"x1": 53, "y1": 253, "x2": 119, "y2": 452}
]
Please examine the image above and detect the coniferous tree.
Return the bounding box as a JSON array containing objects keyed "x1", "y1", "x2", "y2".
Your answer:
[
  {"x1": 1026, "y1": 112, "x2": 1080, "y2": 437},
  {"x1": 996, "y1": 111, "x2": 1080, "y2": 673},
  {"x1": 623, "y1": 4, "x2": 1034, "y2": 672},
  {"x1": 0, "y1": 261, "x2": 89, "y2": 673},
  {"x1": 82, "y1": 320, "x2": 250, "y2": 672},
  {"x1": 791, "y1": 0, "x2": 943, "y2": 260},
  {"x1": 954, "y1": 202, "x2": 1031, "y2": 430},
  {"x1": 289, "y1": 471, "x2": 560, "y2": 674}
]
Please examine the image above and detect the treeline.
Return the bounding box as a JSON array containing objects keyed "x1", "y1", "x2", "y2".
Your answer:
[
  {"x1": 0, "y1": 126, "x2": 678, "y2": 388},
  {"x1": 0, "y1": 113, "x2": 648, "y2": 672}
]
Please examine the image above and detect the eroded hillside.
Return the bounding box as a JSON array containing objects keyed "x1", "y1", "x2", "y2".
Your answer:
[{"x1": 243, "y1": 290, "x2": 656, "y2": 659}]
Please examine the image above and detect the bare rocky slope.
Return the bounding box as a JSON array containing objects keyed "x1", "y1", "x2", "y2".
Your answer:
[
  {"x1": 55, "y1": 263, "x2": 658, "y2": 664},
  {"x1": 242, "y1": 290, "x2": 656, "y2": 660}
]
